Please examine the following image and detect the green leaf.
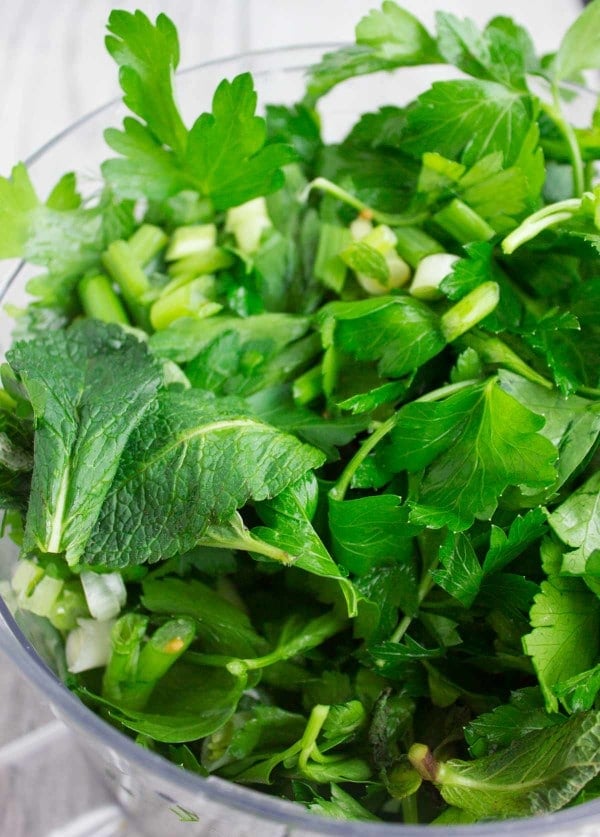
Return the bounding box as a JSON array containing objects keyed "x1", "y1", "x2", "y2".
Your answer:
[
  {"x1": 253, "y1": 473, "x2": 357, "y2": 617},
  {"x1": 340, "y1": 241, "x2": 389, "y2": 284},
  {"x1": 105, "y1": 72, "x2": 296, "y2": 208},
  {"x1": 149, "y1": 313, "x2": 311, "y2": 363},
  {"x1": 328, "y1": 494, "x2": 417, "y2": 576},
  {"x1": 318, "y1": 296, "x2": 445, "y2": 378},
  {"x1": 0, "y1": 165, "x2": 134, "y2": 282},
  {"x1": 184, "y1": 74, "x2": 297, "y2": 210},
  {"x1": 81, "y1": 662, "x2": 245, "y2": 743},
  {"x1": 105, "y1": 10, "x2": 187, "y2": 154},
  {"x1": 554, "y1": 665, "x2": 600, "y2": 713},
  {"x1": 464, "y1": 688, "x2": 565, "y2": 757},
  {"x1": 548, "y1": 472, "x2": 600, "y2": 575},
  {"x1": 389, "y1": 380, "x2": 557, "y2": 531},
  {"x1": 305, "y1": 783, "x2": 379, "y2": 821},
  {"x1": 554, "y1": 0, "x2": 600, "y2": 81},
  {"x1": 435, "y1": 13, "x2": 537, "y2": 90},
  {"x1": 482, "y1": 508, "x2": 548, "y2": 574},
  {"x1": 523, "y1": 542, "x2": 600, "y2": 712},
  {"x1": 440, "y1": 242, "x2": 493, "y2": 300},
  {"x1": 499, "y1": 370, "x2": 600, "y2": 494},
  {"x1": 431, "y1": 711, "x2": 600, "y2": 817},
  {"x1": 402, "y1": 80, "x2": 534, "y2": 167},
  {"x1": 83, "y1": 389, "x2": 324, "y2": 568},
  {"x1": 305, "y1": 2, "x2": 440, "y2": 101},
  {"x1": 7, "y1": 321, "x2": 162, "y2": 563},
  {"x1": 141, "y1": 576, "x2": 265, "y2": 657},
  {"x1": 431, "y1": 532, "x2": 483, "y2": 607}
]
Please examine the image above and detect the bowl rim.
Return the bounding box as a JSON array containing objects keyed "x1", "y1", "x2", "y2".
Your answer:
[{"x1": 2, "y1": 43, "x2": 600, "y2": 835}]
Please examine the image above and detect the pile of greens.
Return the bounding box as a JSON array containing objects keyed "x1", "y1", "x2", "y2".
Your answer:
[{"x1": 2, "y1": 1, "x2": 600, "y2": 825}]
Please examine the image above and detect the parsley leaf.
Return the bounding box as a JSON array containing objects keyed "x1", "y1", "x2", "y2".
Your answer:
[
  {"x1": 103, "y1": 12, "x2": 295, "y2": 209},
  {"x1": 548, "y1": 472, "x2": 600, "y2": 575},
  {"x1": 402, "y1": 80, "x2": 535, "y2": 167},
  {"x1": 523, "y1": 541, "x2": 600, "y2": 712},
  {"x1": 389, "y1": 380, "x2": 557, "y2": 530},
  {"x1": 553, "y1": 0, "x2": 600, "y2": 81}
]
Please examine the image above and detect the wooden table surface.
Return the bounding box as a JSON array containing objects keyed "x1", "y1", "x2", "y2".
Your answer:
[{"x1": 0, "y1": 2, "x2": 583, "y2": 835}]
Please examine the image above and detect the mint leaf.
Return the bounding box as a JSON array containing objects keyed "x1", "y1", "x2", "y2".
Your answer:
[
  {"x1": 553, "y1": 0, "x2": 600, "y2": 81},
  {"x1": 523, "y1": 542, "x2": 600, "y2": 712},
  {"x1": 548, "y1": 472, "x2": 600, "y2": 575},
  {"x1": 105, "y1": 10, "x2": 187, "y2": 154},
  {"x1": 83, "y1": 389, "x2": 324, "y2": 568},
  {"x1": 402, "y1": 80, "x2": 534, "y2": 167},
  {"x1": 428, "y1": 711, "x2": 600, "y2": 817},
  {"x1": 7, "y1": 321, "x2": 162, "y2": 563},
  {"x1": 389, "y1": 380, "x2": 557, "y2": 530}
]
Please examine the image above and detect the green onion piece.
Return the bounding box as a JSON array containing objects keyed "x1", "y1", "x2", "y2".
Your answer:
[
  {"x1": 394, "y1": 226, "x2": 445, "y2": 268},
  {"x1": 440, "y1": 282, "x2": 500, "y2": 342},
  {"x1": 165, "y1": 224, "x2": 217, "y2": 261},
  {"x1": 78, "y1": 274, "x2": 130, "y2": 325},
  {"x1": 434, "y1": 199, "x2": 495, "y2": 244},
  {"x1": 102, "y1": 613, "x2": 149, "y2": 704},
  {"x1": 128, "y1": 224, "x2": 169, "y2": 266},
  {"x1": 150, "y1": 280, "x2": 223, "y2": 330}
]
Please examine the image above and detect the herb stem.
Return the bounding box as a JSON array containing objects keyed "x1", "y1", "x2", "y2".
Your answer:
[
  {"x1": 401, "y1": 793, "x2": 419, "y2": 825},
  {"x1": 330, "y1": 414, "x2": 398, "y2": 501},
  {"x1": 298, "y1": 704, "x2": 330, "y2": 770},
  {"x1": 302, "y1": 178, "x2": 428, "y2": 227},
  {"x1": 545, "y1": 86, "x2": 585, "y2": 197}
]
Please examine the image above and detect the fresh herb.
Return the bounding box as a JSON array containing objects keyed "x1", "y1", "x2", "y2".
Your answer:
[{"x1": 1, "y1": 1, "x2": 600, "y2": 826}]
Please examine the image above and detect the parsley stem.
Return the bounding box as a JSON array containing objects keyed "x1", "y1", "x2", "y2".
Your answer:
[
  {"x1": 330, "y1": 414, "x2": 398, "y2": 501},
  {"x1": 302, "y1": 177, "x2": 428, "y2": 227},
  {"x1": 544, "y1": 86, "x2": 585, "y2": 197},
  {"x1": 414, "y1": 379, "x2": 481, "y2": 404}
]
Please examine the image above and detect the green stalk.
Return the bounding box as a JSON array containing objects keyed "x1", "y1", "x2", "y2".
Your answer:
[
  {"x1": 122, "y1": 617, "x2": 196, "y2": 711},
  {"x1": 433, "y1": 199, "x2": 495, "y2": 244},
  {"x1": 101, "y1": 240, "x2": 151, "y2": 327},
  {"x1": 542, "y1": 86, "x2": 585, "y2": 197},
  {"x1": 330, "y1": 414, "x2": 398, "y2": 501},
  {"x1": 293, "y1": 364, "x2": 323, "y2": 406},
  {"x1": 168, "y1": 248, "x2": 234, "y2": 282},
  {"x1": 77, "y1": 274, "x2": 130, "y2": 325},
  {"x1": 393, "y1": 226, "x2": 444, "y2": 268},
  {"x1": 460, "y1": 330, "x2": 553, "y2": 389},
  {"x1": 439, "y1": 282, "x2": 500, "y2": 342},
  {"x1": 102, "y1": 613, "x2": 148, "y2": 704},
  {"x1": 302, "y1": 178, "x2": 427, "y2": 227},
  {"x1": 128, "y1": 224, "x2": 168, "y2": 266},
  {"x1": 197, "y1": 515, "x2": 294, "y2": 565},
  {"x1": 0, "y1": 390, "x2": 16, "y2": 411},
  {"x1": 501, "y1": 196, "x2": 584, "y2": 254},
  {"x1": 298, "y1": 704, "x2": 330, "y2": 770},
  {"x1": 150, "y1": 280, "x2": 222, "y2": 331}
]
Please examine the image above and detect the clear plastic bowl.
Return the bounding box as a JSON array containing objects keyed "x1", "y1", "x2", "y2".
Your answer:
[{"x1": 1, "y1": 46, "x2": 599, "y2": 837}]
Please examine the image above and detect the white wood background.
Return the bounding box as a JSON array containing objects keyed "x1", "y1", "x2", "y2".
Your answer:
[{"x1": 0, "y1": 2, "x2": 584, "y2": 835}]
